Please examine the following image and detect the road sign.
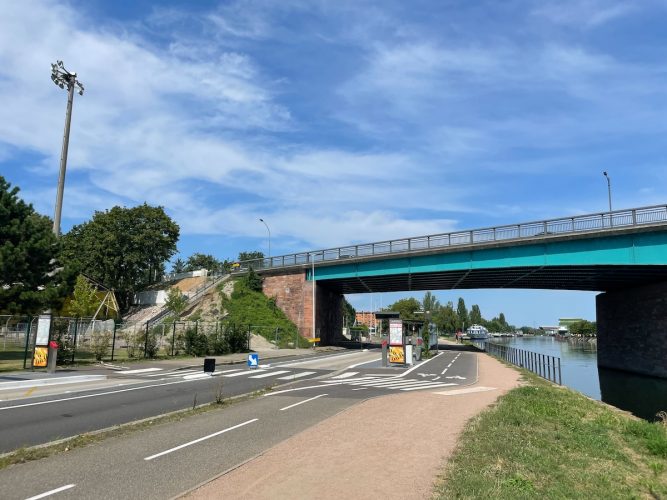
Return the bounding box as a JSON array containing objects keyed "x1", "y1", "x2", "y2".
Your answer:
[{"x1": 248, "y1": 353, "x2": 259, "y2": 368}]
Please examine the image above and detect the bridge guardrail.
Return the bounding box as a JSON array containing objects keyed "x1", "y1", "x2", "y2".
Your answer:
[
  {"x1": 233, "y1": 204, "x2": 667, "y2": 272},
  {"x1": 473, "y1": 340, "x2": 562, "y2": 385}
]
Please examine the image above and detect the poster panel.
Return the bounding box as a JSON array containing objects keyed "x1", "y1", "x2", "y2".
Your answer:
[
  {"x1": 389, "y1": 319, "x2": 403, "y2": 346},
  {"x1": 33, "y1": 346, "x2": 48, "y2": 368},
  {"x1": 388, "y1": 346, "x2": 405, "y2": 364},
  {"x1": 35, "y1": 315, "x2": 51, "y2": 345}
]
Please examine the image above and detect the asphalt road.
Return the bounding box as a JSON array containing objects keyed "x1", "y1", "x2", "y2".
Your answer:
[{"x1": 0, "y1": 347, "x2": 477, "y2": 500}]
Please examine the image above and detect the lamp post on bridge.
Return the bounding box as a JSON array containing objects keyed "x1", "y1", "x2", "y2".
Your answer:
[
  {"x1": 603, "y1": 171, "x2": 613, "y2": 227},
  {"x1": 259, "y1": 218, "x2": 271, "y2": 258}
]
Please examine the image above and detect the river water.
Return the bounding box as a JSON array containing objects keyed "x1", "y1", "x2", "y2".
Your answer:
[{"x1": 488, "y1": 336, "x2": 667, "y2": 421}]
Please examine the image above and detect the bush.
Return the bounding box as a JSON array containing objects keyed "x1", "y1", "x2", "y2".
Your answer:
[
  {"x1": 90, "y1": 330, "x2": 112, "y2": 361},
  {"x1": 184, "y1": 325, "x2": 209, "y2": 356},
  {"x1": 120, "y1": 329, "x2": 143, "y2": 358}
]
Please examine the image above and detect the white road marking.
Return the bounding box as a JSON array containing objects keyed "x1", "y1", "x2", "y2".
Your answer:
[
  {"x1": 25, "y1": 484, "x2": 76, "y2": 500},
  {"x1": 331, "y1": 372, "x2": 358, "y2": 379},
  {"x1": 278, "y1": 351, "x2": 375, "y2": 368},
  {"x1": 434, "y1": 386, "x2": 496, "y2": 396},
  {"x1": 401, "y1": 383, "x2": 457, "y2": 391},
  {"x1": 397, "y1": 352, "x2": 443, "y2": 378},
  {"x1": 279, "y1": 393, "x2": 328, "y2": 411},
  {"x1": 249, "y1": 370, "x2": 291, "y2": 379},
  {"x1": 0, "y1": 379, "x2": 200, "y2": 411},
  {"x1": 144, "y1": 419, "x2": 258, "y2": 461},
  {"x1": 446, "y1": 375, "x2": 466, "y2": 380},
  {"x1": 265, "y1": 383, "x2": 341, "y2": 396},
  {"x1": 183, "y1": 373, "x2": 211, "y2": 380},
  {"x1": 119, "y1": 368, "x2": 163, "y2": 375},
  {"x1": 351, "y1": 388, "x2": 368, "y2": 391},
  {"x1": 276, "y1": 371, "x2": 316, "y2": 380},
  {"x1": 223, "y1": 370, "x2": 263, "y2": 377},
  {"x1": 346, "y1": 357, "x2": 381, "y2": 369}
]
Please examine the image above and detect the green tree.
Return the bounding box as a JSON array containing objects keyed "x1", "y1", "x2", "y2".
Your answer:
[
  {"x1": 456, "y1": 298, "x2": 469, "y2": 331},
  {"x1": 61, "y1": 204, "x2": 179, "y2": 311},
  {"x1": 67, "y1": 275, "x2": 98, "y2": 317},
  {"x1": 241, "y1": 268, "x2": 263, "y2": 292},
  {"x1": 469, "y1": 304, "x2": 483, "y2": 325},
  {"x1": 171, "y1": 258, "x2": 185, "y2": 274},
  {"x1": 164, "y1": 287, "x2": 187, "y2": 318},
  {"x1": 184, "y1": 253, "x2": 223, "y2": 273},
  {"x1": 238, "y1": 251, "x2": 264, "y2": 262},
  {"x1": 386, "y1": 297, "x2": 421, "y2": 320},
  {"x1": 433, "y1": 301, "x2": 457, "y2": 334},
  {"x1": 0, "y1": 176, "x2": 59, "y2": 314}
]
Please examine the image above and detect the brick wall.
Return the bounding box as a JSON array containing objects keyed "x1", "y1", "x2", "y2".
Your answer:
[
  {"x1": 262, "y1": 270, "x2": 343, "y2": 344},
  {"x1": 597, "y1": 281, "x2": 667, "y2": 379}
]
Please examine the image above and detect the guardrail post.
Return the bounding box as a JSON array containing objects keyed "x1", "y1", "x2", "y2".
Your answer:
[
  {"x1": 172, "y1": 322, "x2": 177, "y2": 356},
  {"x1": 632, "y1": 209, "x2": 636, "y2": 225},
  {"x1": 558, "y1": 357, "x2": 562, "y2": 385}
]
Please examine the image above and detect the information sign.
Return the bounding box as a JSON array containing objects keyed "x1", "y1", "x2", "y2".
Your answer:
[
  {"x1": 33, "y1": 346, "x2": 48, "y2": 368},
  {"x1": 35, "y1": 315, "x2": 51, "y2": 345},
  {"x1": 389, "y1": 319, "x2": 403, "y2": 346},
  {"x1": 247, "y1": 353, "x2": 259, "y2": 368},
  {"x1": 388, "y1": 346, "x2": 405, "y2": 364}
]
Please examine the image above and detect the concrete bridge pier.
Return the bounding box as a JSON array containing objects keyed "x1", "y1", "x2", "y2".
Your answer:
[
  {"x1": 596, "y1": 281, "x2": 667, "y2": 379},
  {"x1": 262, "y1": 270, "x2": 344, "y2": 345}
]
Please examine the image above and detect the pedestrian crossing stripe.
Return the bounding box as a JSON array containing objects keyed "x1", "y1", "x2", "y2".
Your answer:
[
  {"x1": 248, "y1": 370, "x2": 291, "y2": 379},
  {"x1": 277, "y1": 371, "x2": 316, "y2": 380}
]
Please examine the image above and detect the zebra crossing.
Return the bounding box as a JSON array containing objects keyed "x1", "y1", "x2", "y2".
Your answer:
[
  {"x1": 322, "y1": 372, "x2": 459, "y2": 392},
  {"x1": 115, "y1": 366, "x2": 318, "y2": 382}
]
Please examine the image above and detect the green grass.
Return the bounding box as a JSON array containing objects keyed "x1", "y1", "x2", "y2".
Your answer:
[{"x1": 434, "y1": 375, "x2": 667, "y2": 499}]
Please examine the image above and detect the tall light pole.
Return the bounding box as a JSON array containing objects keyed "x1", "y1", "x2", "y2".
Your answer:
[
  {"x1": 51, "y1": 61, "x2": 84, "y2": 236},
  {"x1": 603, "y1": 171, "x2": 612, "y2": 213},
  {"x1": 311, "y1": 253, "x2": 316, "y2": 339},
  {"x1": 258, "y1": 218, "x2": 271, "y2": 257}
]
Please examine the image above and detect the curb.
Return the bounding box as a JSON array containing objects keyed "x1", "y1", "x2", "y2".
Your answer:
[{"x1": 0, "y1": 375, "x2": 107, "y2": 391}]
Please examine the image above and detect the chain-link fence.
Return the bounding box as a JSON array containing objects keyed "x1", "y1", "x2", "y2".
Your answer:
[{"x1": 0, "y1": 315, "x2": 311, "y2": 369}]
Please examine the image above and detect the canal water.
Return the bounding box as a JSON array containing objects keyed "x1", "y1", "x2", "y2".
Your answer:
[{"x1": 488, "y1": 336, "x2": 667, "y2": 421}]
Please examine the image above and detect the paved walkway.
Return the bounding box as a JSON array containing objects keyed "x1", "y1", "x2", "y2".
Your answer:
[{"x1": 183, "y1": 351, "x2": 522, "y2": 500}]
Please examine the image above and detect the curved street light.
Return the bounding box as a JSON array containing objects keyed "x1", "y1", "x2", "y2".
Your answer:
[
  {"x1": 259, "y1": 218, "x2": 271, "y2": 258},
  {"x1": 51, "y1": 61, "x2": 84, "y2": 236}
]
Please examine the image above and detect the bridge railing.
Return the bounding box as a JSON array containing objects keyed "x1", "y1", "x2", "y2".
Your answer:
[
  {"x1": 236, "y1": 204, "x2": 667, "y2": 272},
  {"x1": 472, "y1": 340, "x2": 562, "y2": 385}
]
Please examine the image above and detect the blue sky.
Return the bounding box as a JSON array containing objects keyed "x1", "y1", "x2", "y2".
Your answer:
[{"x1": 1, "y1": 0, "x2": 666, "y2": 326}]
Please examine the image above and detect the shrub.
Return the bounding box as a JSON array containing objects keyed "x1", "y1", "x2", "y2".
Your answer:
[
  {"x1": 90, "y1": 329, "x2": 112, "y2": 361},
  {"x1": 184, "y1": 325, "x2": 209, "y2": 356}
]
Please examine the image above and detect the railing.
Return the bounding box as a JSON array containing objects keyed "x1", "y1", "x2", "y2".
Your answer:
[
  {"x1": 234, "y1": 204, "x2": 667, "y2": 272},
  {"x1": 472, "y1": 340, "x2": 562, "y2": 385}
]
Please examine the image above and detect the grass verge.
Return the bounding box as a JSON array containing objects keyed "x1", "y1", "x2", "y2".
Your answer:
[
  {"x1": 434, "y1": 373, "x2": 667, "y2": 499},
  {"x1": 0, "y1": 386, "x2": 272, "y2": 471}
]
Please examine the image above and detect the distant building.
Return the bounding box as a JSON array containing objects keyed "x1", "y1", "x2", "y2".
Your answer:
[
  {"x1": 559, "y1": 318, "x2": 583, "y2": 331},
  {"x1": 355, "y1": 311, "x2": 377, "y2": 329}
]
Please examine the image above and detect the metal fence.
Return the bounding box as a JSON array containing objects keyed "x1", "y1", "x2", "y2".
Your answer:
[
  {"x1": 234, "y1": 204, "x2": 667, "y2": 271},
  {"x1": 473, "y1": 340, "x2": 562, "y2": 385},
  {"x1": 1, "y1": 315, "x2": 308, "y2": 369}
]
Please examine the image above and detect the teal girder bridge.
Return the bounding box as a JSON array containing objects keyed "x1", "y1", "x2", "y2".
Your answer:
[{"x1": 242, "y1": 205, "x2": 667, "y2": 378}]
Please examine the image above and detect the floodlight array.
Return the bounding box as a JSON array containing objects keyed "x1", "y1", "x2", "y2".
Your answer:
[{"x1": 50, "y1": 60, "x2": 84, "y2": 95}]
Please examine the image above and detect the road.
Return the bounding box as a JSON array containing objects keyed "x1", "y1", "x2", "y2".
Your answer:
[{"x1": 0, "y1": 347, "x2": 477, "y2": 500}]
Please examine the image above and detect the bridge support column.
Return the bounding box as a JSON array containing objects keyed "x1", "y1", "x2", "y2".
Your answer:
[
  {"x1": 262, "y1": 270, "x2": 344, "y2": 345},
  {"x1": 597, "y1": 281, "x2": 667, "y2": 379}
]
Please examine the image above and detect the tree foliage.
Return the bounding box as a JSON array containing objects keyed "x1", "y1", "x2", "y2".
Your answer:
[
  {"x1": 568, "y1": 320, "x2": 597, "y2": 337},
  {"x1": 238, "y1": 251, "x2": 264, "y2": 262},
  {"x1": 433, "y1": 301, "x2": 457, "y2": 333},
  {"x1": 386, "y1": 297, "x2": 421, "y2": 320},
  {"x1": 67, "y1": 275, "x2": 99, "y2": 318},
  {"x1": 171, "y1": 258, "x2": 185, "y2": 274},
  {"x1": 60, "y1": 203, "x2": 179, "y2": 311},
  {"x1": 456, "y1": 298, "x2": 469, "y2": 331},
  {"x1": 470, "y1": 304, "x2": 483, "y2": 325},
  {"x1": 184, "y1": 253, "x2": 223, "y2": 273},
  {"x1": 0, "y1": 176, "x2": 59, "y2": 314},
  {"x1": 164, "y1": 287, "x2": 187, "y2": 318},
  {"x1": 343, "y1": 297, "x2": 356, "y2": 328}
]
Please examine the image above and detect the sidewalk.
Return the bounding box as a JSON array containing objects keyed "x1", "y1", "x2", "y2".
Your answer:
[{"x1": 183, "y1": 352, "x2": 522, "y2": 500}]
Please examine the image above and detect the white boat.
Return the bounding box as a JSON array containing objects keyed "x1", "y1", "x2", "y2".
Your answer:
[{"x1": 466, "y1": 324, "x2": 489, "y2": 339}]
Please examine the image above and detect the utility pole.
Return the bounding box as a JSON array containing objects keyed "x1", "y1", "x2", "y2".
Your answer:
[
  {"x1": 603, "y1": 171, "x2": 612, "y2": 227},
  {"x1": 51, "y1": 61, "x2": 84, "y2": 236},
  {"x1": 259, "y1": 218, "x2": 271, "y2": 258}
]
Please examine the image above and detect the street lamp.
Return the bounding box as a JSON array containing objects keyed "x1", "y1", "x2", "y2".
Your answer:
[
  {"x1": 258, "y1": 218, "x2": 271, "y2": 258},
  {"x1": 51, "y1": 61, "x2": 84, "y2": 237},
  {"x1": 603, "y1": 171, "x2": 612, "y2": 213}
]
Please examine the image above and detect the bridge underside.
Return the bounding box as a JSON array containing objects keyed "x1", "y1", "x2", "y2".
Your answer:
[{"x1": 318, "y1": 265, "x2": 667, "y2": 294}]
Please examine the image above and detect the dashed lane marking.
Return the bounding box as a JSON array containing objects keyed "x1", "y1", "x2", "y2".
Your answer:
[
  {"x1": 279, "y1": 393, "x2": 328, "y2": 411},
  {"x1": 25, "y1": 484, "x2": 76, "y2": 500}
]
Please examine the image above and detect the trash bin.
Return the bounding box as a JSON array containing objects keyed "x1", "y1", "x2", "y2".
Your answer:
[{"x1": 203, "y1": 358, "x2": 215, "y2": 373}]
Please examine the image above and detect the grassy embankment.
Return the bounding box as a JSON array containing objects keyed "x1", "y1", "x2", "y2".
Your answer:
[
  {"x1": 435, "y1": 373, "x2": 667, "y2": 499},
  {"x1": 220, "y1": 278, "x2": 312, "y2": 349}
]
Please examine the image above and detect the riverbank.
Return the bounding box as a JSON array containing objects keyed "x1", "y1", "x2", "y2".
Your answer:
[{"x1": 434, "y1": 371, "x2": 667, "y2": 498}]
